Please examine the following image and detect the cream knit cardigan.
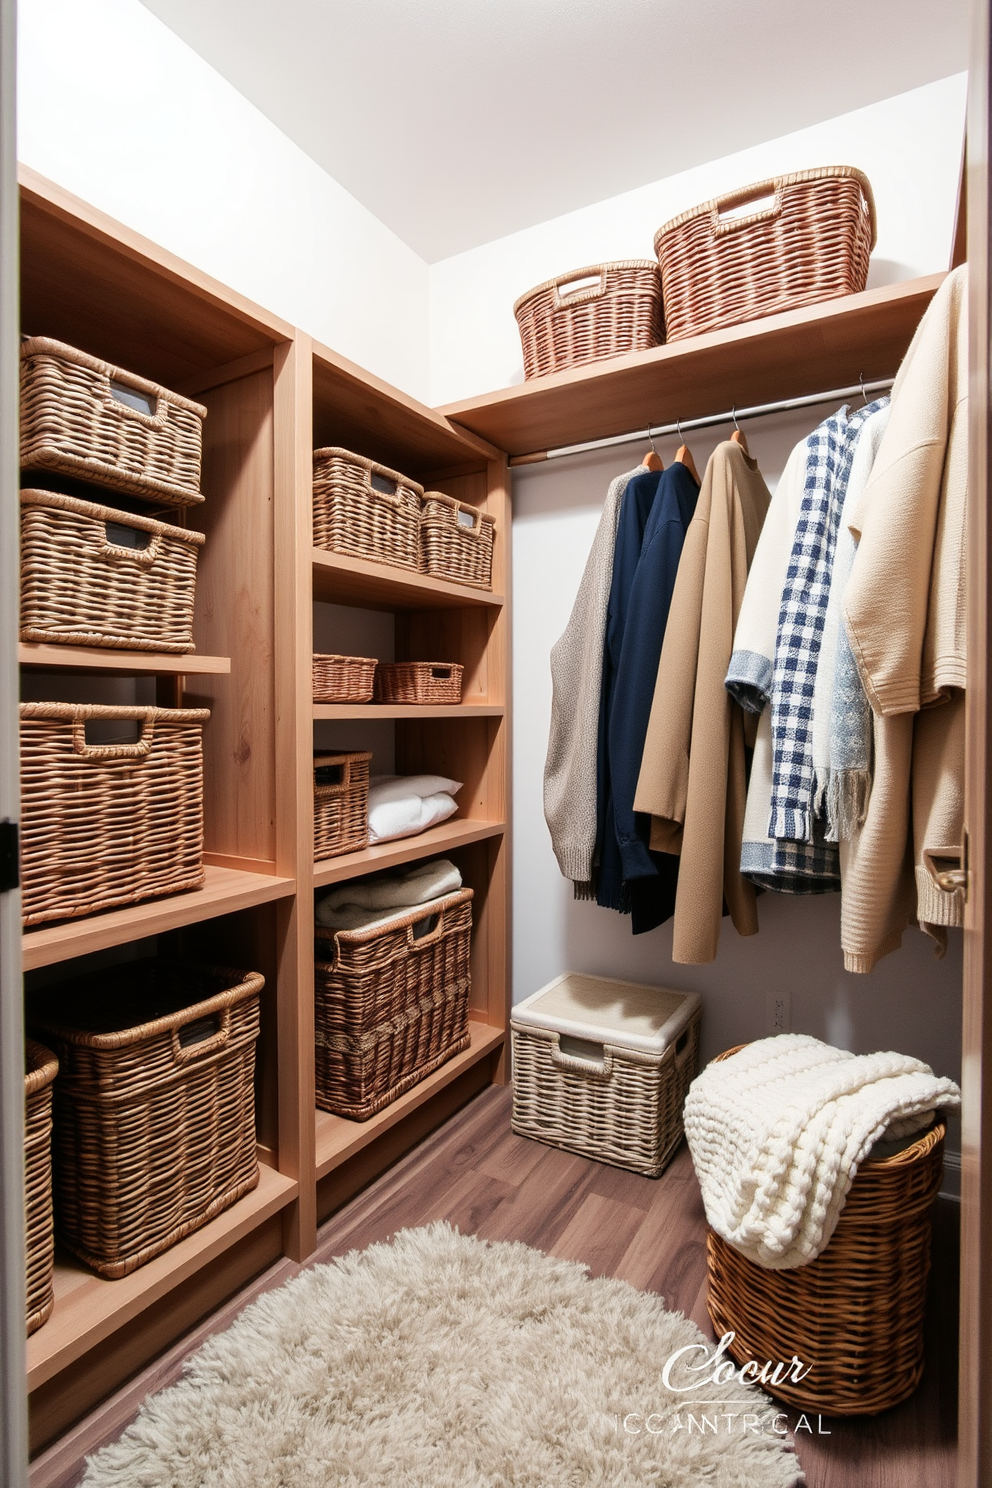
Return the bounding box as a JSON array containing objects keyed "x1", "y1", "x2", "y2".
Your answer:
[{"x1": 685, "y1": 1035, "x2": 960, "y2": 1269}]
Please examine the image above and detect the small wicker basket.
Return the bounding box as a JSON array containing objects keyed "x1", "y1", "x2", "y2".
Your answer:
[
  {"x1": 20, "y1": 338, "x2": 207, "y2": 506},
  {"x1": 313, "y1": 448, "x2": 423, "y2": 572},
  {"x1": 20, "y1": 702, "x2": 209, "y2": 927},
  {"x1": 514, "y1": 261, "x2": 663, "y2": 378},
  {"x1": 421, "y1": 493, "x2": 495, "y2": 590},
  {"x1": 20, "y1": 489, "x2": 205, "y2": 653},
  {"x1": 25, "y1": 1039, "x2": 57, "y2": 1336},
  {"x1": 312, "y1": 653, "x2": 378, "y2": 704},
  {"x1": 30, "y1": 962, "x2": 262, "y2": 1278},
  {"x1": 704, "y1": 1045, "x2": 946, "y2": 1416},
  {"x1": 655, "y1": 167, "x2": 876, "y2": 342},
  {"x1": 374, "y1": 662, "x2": 464, "y2": 706},
  {"x1": 314, "y1": 888, "x2": 473, "y2": 1120},
  {"x1": 313, "y1": 749, "x2": 371, "y2": 861}
]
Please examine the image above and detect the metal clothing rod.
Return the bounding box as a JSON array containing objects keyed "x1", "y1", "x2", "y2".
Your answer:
[{"x1": 508, "y1": 378, "x2": 895, "y2": 467}]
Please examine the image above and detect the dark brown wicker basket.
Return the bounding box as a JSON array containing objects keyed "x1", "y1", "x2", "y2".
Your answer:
[
  {"x1": 655, "y1": 167, "x2": 876, "y2": 342},
  {"x1": 313, "y1": 750, "x2": 371, "y2": 861},
  {"x1": 20, "y1": 702, "x2": 209, "y2": 927},
  {"x1": 29, "y1": 961, "x2": 262, "y2": 1279},
  {"x1": 312, "y1": 653, "x2": 377, "y2": 704},
  {"x1": 373, "y1": 662, "x2": 463, "y2": 706},
  {"x1": 514, "y1": 261, "x2": 663, "y2": 378},
  {"x1": 313, "y1": 448, "x2": 423, "y2": 572},
  {"x1": 20, "y1": 489, "x2": 204, "y2": 653},
  {"x1": 704, "y1": 1046, "x2": 945, "y2": 1416},
  {"x1": 314, "y1": 888, "x2": 473, "y2": 1120},
  {"x1": 421, "y1": 493, "x2": 495, "y2": 590},
  {"x1": 20, "y1": 337, "x2": 207, "y2": 506},
  {"x1": 25, "y1": 1039, "x2": 57, "y2": 1336}
]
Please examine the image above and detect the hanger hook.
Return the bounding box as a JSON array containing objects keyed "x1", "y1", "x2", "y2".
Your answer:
[
  {"x1": 731, "y1": 405, "x2": 740, "y2": 433},
  {"x1": 676, "y1": 416, "x2": 684, "y2": 443},
  {"x1": 647, "y1": 426, "x2": 659, "y2": 455},
  {"x1": 859, "y1": 371, "x2": 868, "y2": 406}
]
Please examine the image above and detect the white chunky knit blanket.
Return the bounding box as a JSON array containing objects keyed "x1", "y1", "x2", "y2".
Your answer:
[{"x1": 684, "y1": 1034, "x2": 960, "y2": 1269}]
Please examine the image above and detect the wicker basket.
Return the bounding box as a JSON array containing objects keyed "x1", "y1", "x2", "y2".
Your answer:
[
  {"x1": 655, "y1": 167, "x2": 876, "y2": 342},
  {"x1": 374, "y1": 662, "x2": 464, "y2": 706},
  {"x1": 25, "y1": 1040, "x2": 57, "y2": 1336},
  {"x1": 313, "y1": 750, "x2": 371, "y2": 861},
  {"x1": 20, "y1": 489, "x2": 204, "y2": 653},
  {"x1": 314, "y1": 888, "x2": 473, "y2": 1120},
  {"x1": 20, "y1": 702, "x2": 209, "y2": 927},
  {"x1": 704, "y1": 1046, "x2": 946, "y2": 1416},
  {"x1": 29, "y1": 961, "x2": 261, "y2": 1278},
  {"x1": 312, "y1": 653, "x2": 378, "y2": 704},
  {"x1": 514, "y1": 261, "x2": 663, "y2": 378},
  {"x1": 20, "y1": 338, "x2": 207, "y2": 507},
  {"x1": 421, "y1": 493, "x2": 495, "y2": 590},
  {"x1": 313, "y1": 448, "x2": 423, "y2": 572},
  {"x1": 511, "y1": 973, "x2": 702, "y2": 1177}
]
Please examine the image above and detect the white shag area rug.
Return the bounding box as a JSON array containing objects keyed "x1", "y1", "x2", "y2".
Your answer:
[{"x1": 81, "y1": 1224, "x2": 802, "y2": 1488}]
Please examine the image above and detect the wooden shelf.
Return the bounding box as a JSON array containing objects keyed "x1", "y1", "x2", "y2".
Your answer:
[
  {"x1": 26, "y1": 1164, "x2": 298, "y2": 1392},
  {"x1": 315, "y1": 1021, "x2": 505, "y2": 1179},
  {"x1": 439, "y1": 275, "x2": 945, "y2": 456},
  {"x1": 18, "y1": 643, "x2": 231, "y2": 675},
  {"x1": 313, "y1": 548, "x2": 504, "y2": 610},
  {"x1": 22, "y1": 865, "x2": 296, "y2": 971},
  {"x1": 314, "y1": 703, "x2": 504, "y2": 720},
  {"x1": 313, "y1": 818, "x2": 506, "y2": 888}
]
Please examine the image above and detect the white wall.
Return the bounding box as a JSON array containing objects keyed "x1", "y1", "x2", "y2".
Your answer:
[
  {"x1": 17, "y1": 0, "x2": 431, "y2": 399},
  {"x1": 429, "y1": 74, "x2": 967, "y2": 406}
]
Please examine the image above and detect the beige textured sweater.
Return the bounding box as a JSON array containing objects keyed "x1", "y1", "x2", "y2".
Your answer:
[{"x1": 634, "y1": 443, "x2": 770, "y2": 963}]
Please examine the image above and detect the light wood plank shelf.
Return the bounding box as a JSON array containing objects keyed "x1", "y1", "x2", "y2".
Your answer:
[
  {"x1": 22, "y1": 865, "x2": 296, "y2": 971},
  {"x1": 313, "y1": 818, "x2": 506, "y2": 889},
  {"x1": 26, "y1": 1164, "x2": 298, "y2": 1392},
  {"x1": 313, "y1": 703, "x2": 504, "y2": 720},
  {"x1": 315, "y1": 1021, "x2": 505, "y2": 1179},
  {"x1": 18, "y1": 643, "x2": 231, "y2": 675},
  {"x1": 439, "y1": 274, "x2": 945, "y2": 456},
  {"x1": 313, "y1": 548, "x2": 504, "y2": 610}
]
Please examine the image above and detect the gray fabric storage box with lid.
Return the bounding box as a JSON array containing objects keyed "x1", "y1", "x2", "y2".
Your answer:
[{"x1": 510, "y1": 972, "x2": 702, "y2": 1177}]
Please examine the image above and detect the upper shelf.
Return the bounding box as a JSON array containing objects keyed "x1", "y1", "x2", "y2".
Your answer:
[
  {"x1": 438, "y1": 275, "x2": 944, "y2": 457},
  {"x1": 313, "y1": 549, "x2": 504, "y2": 610},
  {"x1": 19, "y1": 643, "x2": 231, "y2": 675}
]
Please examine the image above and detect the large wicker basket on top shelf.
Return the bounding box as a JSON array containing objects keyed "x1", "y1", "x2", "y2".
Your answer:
[
  {"x1": 20, "y1": 337, "x2": 208, "y2": 506},
  {"x1": 421, "y1": 493, "x2": 495, "y2": 590},
  {"x1": 313, "y1": 448, "x2": 423, "y2": 572},
  {"x1": 24, "y1": 1039, "x2": 57, "y2": 1336},
  {"x1": 703, "y1": 1045, "x2": 946, "y2": 1416},
  {"x1": 655, "y1": 167, "x2": 876, "y2": 342},
  {"x1": 314, "y1": 888, "x2": 473, "y2": 1120},
  {"x1": 514, "y1": 261, "x2": 663, "y2": 378}
]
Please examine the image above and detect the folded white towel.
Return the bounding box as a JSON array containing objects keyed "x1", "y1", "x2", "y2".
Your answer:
[
  {"x1": 367, "y1": 773, "x2": 462, "y2": 844},
  {"x1": 315, "y1": 858, "x2": 462, "y2": 931},
  {"x1": 684, "y1": 1034, "x2": 960, "y2": 1269}
]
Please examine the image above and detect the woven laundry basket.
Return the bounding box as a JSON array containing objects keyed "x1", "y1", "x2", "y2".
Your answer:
[
  {"x1": 20, "y1": 489, "x2": 204, "y2": 653},
  {"x1": 655, "y1": 167, "x2": 876, "y2": 342},
  {"x1": 313, "y1": 448, "x2": 423, "y2": 571},
  {"x1": 704, "y1": 1046, "x2": 947, "y2": 1416},
  {"x1": 374, "y1": 662, "x2": 463, "y2": 706},
  {"x1": 312, "y1": 653, "x2": 378, "y2": 704},
  {"x1": 511, "y1": 973, "x2": 701, "y2": 1176},
  {"x1": 314, "y1": 887, "x2": 473, "y2": 1120},
  {"x1": 30, "y1": 961, "x2": 261, "y2": 1278},
  {"x1": 19, "y1": 702, "x2": 209, "y2": 927},
  {"x1": 514, "y1": 261, "x2": 663, "y2": 378},
  {"x1": 421, "y1": 493, "x2": 495, "y2": 590},
  {"x1": 20, "y1": 338, "x2": 207, "y2": 507},
  {"x1": 313, "y1": 749, "x2": 371, "y2": 861},
  {"x1": 24, "y1": 1039, "x2": 57, "y2": 1336}
]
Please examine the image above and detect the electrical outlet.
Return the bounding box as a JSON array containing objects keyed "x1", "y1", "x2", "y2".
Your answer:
[{"x1": 767, "y1": 990, "x2": 791, "y2": 1034}]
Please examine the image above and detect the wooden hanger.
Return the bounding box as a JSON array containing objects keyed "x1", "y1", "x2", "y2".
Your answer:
[
  {"x1": 674, "y1": 417, "x2": 701, "y2": 484},
  {"x1": 642, "y1": 428, "x2": 663, "y2": 472},
  {"x1": 730, "y1": 406, "x2": 750, "y2": 457}
]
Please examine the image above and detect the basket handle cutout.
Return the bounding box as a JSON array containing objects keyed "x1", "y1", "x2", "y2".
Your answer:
[
  {"x1": 430, "y1": 667, "x2": 452, "y2": 680},
  {"x1": 712, "y1": 180, "x2": 783, "y2": 237},
  {"x1": 553, "y1": 270, "x2": 606, "y2": 307},
  {"x1": 104, "y1": 376, "x2": 167, "y2": 428},
  {"x1": 102, "y1": 520, "x2": 161, "y2": 565},
  {"x1": 314, "y1": 760, "x2": 350, "y2": 796},
  {"x1": 368, "y1": 470, "x2": 402, "y2": 505},
  {"x1": 674, "y1": 1028, "x2": 692, "y2": 1065},
  {"x1": 551, "y1": 1034, "x2": 614, "y2": 1079},
  {"x1": 74, "y1": 715, "x2": 154, "y2": 760},
  {"x1": 456, "y1": 506, "x2": 481, "y2": 532},
  {"x1": 407, "y1": 909, "x2": 446, "y2": 949},
  {"x1": 172, "y1": 1007, "x2": 232, "y2": 1064}
]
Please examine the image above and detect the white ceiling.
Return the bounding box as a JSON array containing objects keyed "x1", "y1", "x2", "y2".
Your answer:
[{"x1": 139, "y1": 0, "x2": 969, "y2": 263}]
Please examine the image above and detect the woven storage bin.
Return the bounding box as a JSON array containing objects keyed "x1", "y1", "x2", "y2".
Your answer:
[
  {"x1": 312, "y1": 653, "x2": 377, "y2": 704},
  {"x1": 421, "y1": 493, "x2": 496, "y2": 590},
  {"x1": 20, "y1": 338, "x2": 207, "y2": 507},
  {"x1": 20, "y1": 489, "x2": 205, "y2": 653},
  {"x1": 20, "y1": 702, "x2": 209, "y2": 927},
  {"x1": 313, "y1": 750, "x2": 371, "y2": 861},
  {"x1": 313, "y1": 448, "x2": 423, "y2": 572},
  {"x1": 30, "y1": 961, "x2": 261, "y2": 1278},
  {"x1": 704, "y1": 1045, "x2": 946, "y2": 1416},
  {"x1": 655, "y1": 167, "x2": 876, "y2": 343},
  {"x1": 511, "y1": 973, "x2": 702, "y2": 1177},
  {"x1": 373, "y1": 661, "x2": 463, "y2": 706},
  {"x1": 24, "y1": 1040, "x2": 57, "y2": 1336},
  {"x1": 314, "y1": 887, "x2": 473, "y2": 1120},
  {"x1": 514, "y1": 261, "x2": 663, "y2": 378}
]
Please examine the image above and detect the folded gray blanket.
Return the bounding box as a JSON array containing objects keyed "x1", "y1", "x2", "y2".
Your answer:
[{"x1": 315, "y1": 858, "x2": 462, "y2": 932}]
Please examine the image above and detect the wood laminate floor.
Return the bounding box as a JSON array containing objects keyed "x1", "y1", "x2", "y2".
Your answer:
[{"x1": 31, "y1": 1085, "x2": 959, "y2": 1488}]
